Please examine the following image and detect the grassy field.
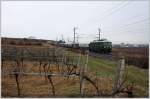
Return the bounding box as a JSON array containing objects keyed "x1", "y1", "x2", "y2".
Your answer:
[
  {"x1": 87, "y1": 55, "x2": 148, "y2": 97},
  {"x1": 65, "y1": 50, "x2": 149, "y2": 97}
]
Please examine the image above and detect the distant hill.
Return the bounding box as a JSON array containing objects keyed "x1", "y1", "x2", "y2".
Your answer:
[{"x1": 1, "y1": 37, "x2": 56, "y2": 46}]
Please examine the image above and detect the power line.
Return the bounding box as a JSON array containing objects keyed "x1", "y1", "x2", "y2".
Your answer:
[
  {"x1": 118, "y1": 18, "x2": 148, "y2": 28},
  {"x1": 86, "y1": 17, "x2": 148, "y2": 36},
  {"x1": 106, "y1": 27, "x2": 149, "y2": 34},
  {"x1": 84, "y1": 27, "x2": 149, "y2": 39},
  {"x1": 89, "y1": 0, "x2": 131, "y2": 26},
  {"x1": 79, "y1": 0, "x2": 127, "y2": 28},
  {"x1": 104, "y1": 18, "x2": 149, "y2": 32},
  {"x1": 99, "y1": 0, "x2": 132, "y2": 23},
  {"x1": 79, "y1": 1, "x2": 132, "y2": 37},
  {"x1": 102, "y1": 15, "x2": 149, "y2": 28}
]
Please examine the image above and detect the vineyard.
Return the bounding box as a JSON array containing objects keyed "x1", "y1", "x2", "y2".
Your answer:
[
  {"x1": 2, "y1": 45, "x2": 148, "y2": 97},
  {"x1": 1, "y1": 45, "x2": 98, "y2": 97},
  {"x1": 112, "y1": 47, "x2": 149, "y2": 69}
]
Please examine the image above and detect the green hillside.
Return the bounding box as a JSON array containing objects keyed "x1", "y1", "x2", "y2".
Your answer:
[{"x1": 88, "y1": 56, "x2": 148, "y2": 97}]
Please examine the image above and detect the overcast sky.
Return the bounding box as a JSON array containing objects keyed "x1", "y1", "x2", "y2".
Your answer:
[{"x1": 1, "y1": 1, "x2": 149, "y2": 44}]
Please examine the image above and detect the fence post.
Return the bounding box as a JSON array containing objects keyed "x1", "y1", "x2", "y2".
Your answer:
[
  {"x1": 84, "y1": 50, "x2": 89, "y2": 74},
  {"x1": 21, "y1": 48, "x2": 24, "y2": 73},
  {"x1": 112, "y1": 55, "x2": 125, "y2": 96},
  {"x1": 80, "y1": 50, "x2": 89, "y2": 96},
  {"x1": 77, "y1": 50, "x2": 81, "y2": 73},
  {"x1": 60, "y1": 51, "x2": 66, "y2": 74}
]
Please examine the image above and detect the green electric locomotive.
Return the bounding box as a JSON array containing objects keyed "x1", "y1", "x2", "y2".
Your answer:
[{"x1": 89, "y1": 39, "x2": 112, "y2": 53}]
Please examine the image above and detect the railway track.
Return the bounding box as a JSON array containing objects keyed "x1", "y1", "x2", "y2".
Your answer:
[
  {"x1": 65, "y1": 47, "x2": 119, "y2": 61},
  {"x1": 89, "y1": 52, "x2": 118, "y2": 61}
]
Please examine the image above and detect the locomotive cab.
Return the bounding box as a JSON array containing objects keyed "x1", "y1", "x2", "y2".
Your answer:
[{"x1": 89, "y1": 39, "x2": 112, "y2": 53}]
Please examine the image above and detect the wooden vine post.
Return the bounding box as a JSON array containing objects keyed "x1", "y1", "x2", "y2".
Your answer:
[
  {"x1": 112, "y1": 55, "x2": 125, "y2": 96},
  {"x1": 47, "y1": 75, "x2": 55, "y2": 96},
  {"x1": 21, "y1": 48, "x2": 24, "y2": 73},
  {"x1": 80, "y1": 50, "x2": 89, "y2": 96},
  {"x1": 13, "y1": 69, "x2": 21, "y2": 97},
  {"x1": 77, "y1": 50, "x2": 81, "y2": 74}
]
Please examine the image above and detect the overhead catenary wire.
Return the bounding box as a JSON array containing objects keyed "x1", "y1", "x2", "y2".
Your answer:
[
  {"x1": 103, "y1": 18, "x2": 149, "y2": 32},
  {"x1": 79, "y1": 0, "x2": 128, "y2": 28},
  {"x1": 104, "y1": 27, "x2": 149, "y2": 34},
  {"x1": 117, "y1": 18, "x2": 148, "y2": 28},
  {"x1": 94, "y1": 1, "x2": 131, "y2": 23},
  {"x1": 79, "y1": 0, "x2": 133, "y2": 36},
  {"x1": 85, "y1": 0, "x2": 132, "y2": 27},
  {"x1": 96, "y1": 0, "x2": 132, "y2": 24},
  {"x1": 84, "y1": 17, "x2": 148, "y2": 36},
  {"x1": 82, "y1": 27, "x2": 149, "y2": 40},
  {"x1": 94, "y1": 2, "x2": 132, "y2": 31}
]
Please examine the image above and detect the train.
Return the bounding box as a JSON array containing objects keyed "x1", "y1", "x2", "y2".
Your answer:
[
  {"x1": 59, "y1": 42, "x2": 88, "y2": 50},
  {"x1": 58, "y1": 38, "x2": 112, "y2": 53},
  {"x1": 89, "y1": 39, "x2": 112, "y2": 53}
]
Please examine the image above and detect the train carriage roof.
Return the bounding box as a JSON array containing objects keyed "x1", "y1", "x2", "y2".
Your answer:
[{"x1": 91, "y1": 39, "x2": 111, "y2": 43}]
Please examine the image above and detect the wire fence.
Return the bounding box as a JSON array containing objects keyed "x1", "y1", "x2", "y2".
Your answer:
[{"x1": 2, "y1": 46, "x2": 130, "y2": 97}]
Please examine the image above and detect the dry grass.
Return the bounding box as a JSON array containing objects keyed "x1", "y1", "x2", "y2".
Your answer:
[
  {"x1": 112, "y1": 47, "x2": 149, "y2": 69},
  {"x1": 2, "y1": 60, "x2": 115, "y2": 97}
]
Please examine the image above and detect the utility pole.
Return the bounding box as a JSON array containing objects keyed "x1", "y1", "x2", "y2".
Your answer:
[
  {"x1": 98, "y1": 28, "x2": 101, "y2": 41},
  {"x1": 73, "y1": 27, "x2": 77, "y2": 46}
]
